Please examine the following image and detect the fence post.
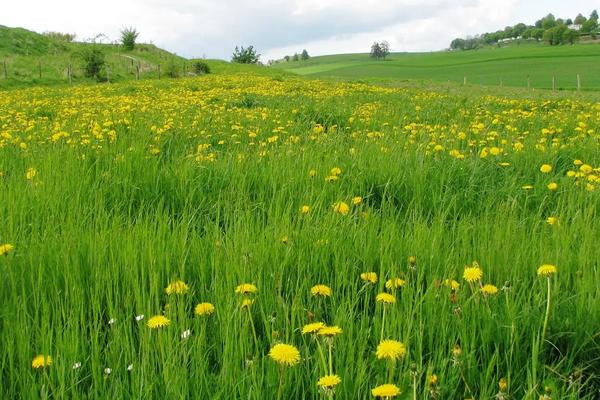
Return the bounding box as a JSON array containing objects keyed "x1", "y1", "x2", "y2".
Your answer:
[
  {"x1": 500, "y1": 78, "x2": 503, "y2": 87},
  {"x1": 463, "y1": 76, "x2": 467, "y2": 85},
  {"x1": 527, "y1": 76, "x2": 530, "y2": 90},
  {"x1": 158, "y1": 64, "x2": 161, "y2": 80},
  {"x1": 3, "y1": 60, "x2": 7, "y2": 78},
  {"x1": 552, "y1": 76, "x2": 555, "y2": 92},
  {"x1": 577, "y1": 74, "x2": 581, "y2": 92},
  {"x1": 68, "y1": 64, "x2": 72, "y2": 84},
  {"x1": 38, "y1": 60, "x2": 42, "y2": 79},
  {"x1": 107, "y1": 66, "x2": 111, "y2": 84},
  {"x1": 136, "y1": 64, "x2": 140, "y2": 80}
]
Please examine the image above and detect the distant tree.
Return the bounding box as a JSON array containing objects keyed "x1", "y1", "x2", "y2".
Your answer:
[
  {"x1": 120, "y1": 27, "x2": 139, "y2": 51},
  {"x1": 301, "y1": 49, "x2": 310, "y2": 60},
  {"x1": 513, "y1": 23, "x2": 528, "y2": 37},
  {"x1": 565, "y1": 18, "x2": 573, "y2": 26},
  {"x1": 231, "y1": 45, "x2": 260, "y2": 64},
  {"x1": 79, "y1": 46, "x2": 105, "y2": 80},
  {"x1": 166, "y1": 58, "x2": 180, "y2": 78},
  {"x1": 591, "y1": 10, "x2": 599, "y2": 21},
  {"x1": 450, "y1": 38, "x2": 466, "y2": 50},
  {"x1": 541, "y1": 13, "x2": 557, "y2": 30},
  {"x1": 543, "y1": 25, "x2": 568, "y2": 45},
  {"x1": 582, "y1": 18, "x2": 599, "y2": 33},
  {"x1": 563, "y1": 29, "x2": 578, "y2": 44},
  {"x1": 292, "y1": 53, "x2": 299, "y2": 61},
  {"x1": 284, "y1": 55, "x2": 290, "y2": 62},
  {"x1": 574, "y1": 13, "x2": 587, "y2": 25},
  {"x1": 43, "y1": 31, "x2": 76, "y2": 42},
  {"x1": 192, "y1": 60, "x2": 210, "y2": 74},
  {"x1": 370, "y1": 42, "x2": 382, "y2": 58}
]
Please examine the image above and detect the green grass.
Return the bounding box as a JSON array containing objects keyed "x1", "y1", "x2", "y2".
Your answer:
[
  {"x1": 274, "y1": 43, "x2": 600, "y2": 90},
  {"x1": 1, "y1": 69, "x2": 599, "y2": 398}
]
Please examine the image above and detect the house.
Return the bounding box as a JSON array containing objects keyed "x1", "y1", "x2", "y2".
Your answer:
[{"x1": 567, "y1": 24, "x2": 582, "y2": 31}]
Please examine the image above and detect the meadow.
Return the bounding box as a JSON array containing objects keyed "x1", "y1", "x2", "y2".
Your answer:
[
  {"x1": 274, "y1": 44, "x2": 600, "y2": 91},
  {"x1": 1, "y1": 72, "x2": 600, "y2": 399}
]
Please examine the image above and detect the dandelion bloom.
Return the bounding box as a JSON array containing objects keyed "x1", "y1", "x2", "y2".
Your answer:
[
  {"x1": 540, "y1": 164, "x2": 553, "y2": 173},
  {"x1": 376, "y1": 340, "x2": 407, "y2": 361},
  {"x1": 0, "y1": 243, "x2": 14, "y2": 256},
  {"x1": 32, "y1": 355, "x2": 52, "y2": 369},
  {"x1": 268, "y1": 343, "x2": 300, "y2": 367},
  {"x1": 376, "y1": 293, "x2": 396, "y2": 304},
  {"x1": 332, "y1": 202, "x2": 350, "y2": 215},
  {"x1": 325, "y1": 175, "x2": 339, "y2": 182},
  {"x1": 499, "y1": 378, "x2": 508, "y2": 392},
  {"x1": 428, "y1": 374, "x2": 438, "y2": 386},
  {"x1": 309, "y1": 169, "x2": 317, "y2": 177},
  {"x1": 300, "y1": 205, "x2": 310, "y2": 214},
  {"x1": 311, "y1": 284, "x2": 332, "y2": 297},
  {"x1": 317, "y1": 374, "x2": 342, "y2": 389},
  {"x1": 165, "y1": 280, "x2": 189, "y2": 295},
  {"x1": 361, "y1": 272, "x2": 378, "y2": 284},
  {"x1": 546, "y1": 217, "x2": 558, "y2": 226},
  {"x1": 317, "y1": 326, "x2": 343, "y2": 337},
  {"x1": 547, "y1": 182, "x2": 558, "y2": 191},
  {"x1": 537, "y1": 264, "x2": 557, "y2": 277},
  {"x1": 463, "y1": 266, "x2": 483, "y2": 283},
  {"x1": 26, "y1": 167, "x2": 37, "y2": 180},
  {"x1": 352, "y1": 196, "x2": 363, "y2": 205},
  {"x1": 235, "y1": 283, "x2": 257, "y2": 295},
  {"x1": 443, "y1": 279, "x2": 460, "y2": 291},
  {"x1": 481, "y1": 284, "x2": 498, "y2": 295},
  {"x1": 385, "y1": 278, "x2": 406, "y2": 290},
  {"x1": 194, "y1": 302, "x2": 215, "y2": 316},
  {"x1": 241, "y1": 298, "x2": 254, "y2": 309},
  {"x1": 371, "y1": 383, "x2": 401, "y2": 398},
  {"x1": 302, "y1": 322, "x2": 325, "y2": 335},
  {"x1": 147, "y1": 315, "x2": 170, "y2": 329},
  {"x1": 330, "y1": 167, "x2": 342, "y2": 176}
]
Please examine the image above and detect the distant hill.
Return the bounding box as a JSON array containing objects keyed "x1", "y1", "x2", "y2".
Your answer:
[
  {"x1": 272, "y1": 43, "x2": 600, "y2": 91},
  {"x1": 0, "y1": 25, "x2": 187, "y2": 88}
]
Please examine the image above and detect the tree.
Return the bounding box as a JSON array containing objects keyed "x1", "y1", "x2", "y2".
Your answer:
[
  {"x1": 591, "y1": 10, "x2": 599, "y2": 21},
  {"x1": 292, "y1": 53, "x2": 299, "y2": 61},
  {"x1": 543, "y1": 25, "x2": 568, "y2": 45},
  {"x1": 541, "y1": 13, "x2": 557, "y2": 30},
  {"x1": 192, "y1": 60, "x2": 210, "y2": 74},
  {"x1": 120, "y1": 27, "x2": 139, "y2": 51},
  {"x1": 582, "y1": 18, "x2": 599, "y2": 33},
  {"x1": 301, "y1": 49, "x2": 309, "y2": 60},
  {"x1": 563, "y1": 29, "x2": 578, "y2": 44},
  {"x1": 79, "y1": 47, "x2": 105, "y2": 80},
  {"x1": 284, "y1": 55, "x2": 290, "y2": 62},
  {"x1": 231, "y1": 46, "x2": 260, "y2": 64},
  {"x1": 370, "y1": 41, "x2": 390, "y2": 59},
  {"x1": 450, "y1": 38, "x2": 466, "y2": 50},
  {"x1": 574, "y1": 13, "x2": 587, "y2": 25}
]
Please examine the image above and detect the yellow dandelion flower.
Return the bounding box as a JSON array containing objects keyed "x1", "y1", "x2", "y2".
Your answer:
[
  {"x1": 317, "y1": 325, "x2": 343, "y2": 337},
  {"x1": 302, "y1": 322, "x2": 325, "y2": 335},
  {"x1": 165, "y1": 280, "x2": 189, "y2": 295},
  {"x1": 376, "y1": 292, "x2": 396, "y2": 304},
  {"x1": 268, "y1": 343, "x2": 300, "y2": 367},
  {"x1": 317, "y1": 374, "x2": 342, "y2": 389},
  {"x1": 443, "y1": 279, "x2": 460, "y2": 291},
  {"x1": 499, "y1": 377, "x2": 508, "y2": 392},
  {"x1": 147, "y1": 315, "x2": 170, "y2": 329},
  {"x1": 194, "y1": 302, "x2": 215, "y2": 316},
  {"x1": 311, "y1": 284, "x2": 332, "y2": 297},
  {"x1": 522, "y1": 185, "x2": 534, "y2": 190},
  {"x1": 332, "y1": 201, "x2": 350, "y2": 215},
  {"x1": 26, "y1": 167, "x2": 37, "y2": 180},
  {"x1": 546, "y1": 217, "x2": 558, "y2": 226},
  {"x1": 580, "y1": 164, "x2": 593, "y2": 174},
  {"x1": 537, "y1": 264, "x2": 557, "y2": 277},
  {"x1": 352, "y1": 196, "x2": 363, "y2": 205},
  {"x1": 376, "y1": 340, "x2": 407, "y2": 361},
  {"x1": 0, "y1": 243, "x2": 14, "y2": 256},
  {"x1": 330, "y1": 167, "x2": 342, "y2": 176},
  {"x1": 241, "y1": 298, "x2": 254, "y2": 309},
  {"x1": 540, "y1": 164, "x2": 553, "y2": 173},
  {"x1": 235, "y1": 283, "x2": 257, "y2": 295},
  {"x1": 300, "y1": 205, "x2": 310, "y2": 214},
  {"x1": 371, "y1": 383, "x2": 401, "y2": 398},
  {"x1": 32, "y1": 355, "x2": 52, "y2": 369},
  {"x1": 428, "y1": 374, "x2": 438, "y2": 386},
  {"x1": 360, "y1": 272, "x2": 378, "y2": 284},
  {"x1": 325, "y1": 175, "x2": 339, "y2": 182},
  {"x1": 385, "y1": 278, "x2": 406, "y2": 290},
  {"x1": 547, "y1": 182, "x2": 558, "y2": 191},
  {"x1": 481, "y1": 284, "x2": 498, "y2": 295},
  {"x1": 463, "y1": 266, "x2": 483, "y2": 283},
  {"x1": 309, "y1": 169, "x2": 317, "y2": 177}
]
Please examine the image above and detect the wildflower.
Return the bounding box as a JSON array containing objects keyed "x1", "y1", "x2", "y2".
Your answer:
[
  {"x1": 26, "y1": 167, "x2": 37, "y2": 180},
  {"x1": 181, "y1": 329, "x2": 191, "y2": 340},
  {"x1": 537, "y1": 264, "x2": 557, "y2": 277},
  {"x1": 332, "y1": 201, "x2": 350, "y2": 215},
  {"x1": 104, "y1": 367, "x2": 112, "y2": 375},
  {"x1": 127, "y1": 364, "x2": 133, "y2": 371},
  {"x1": 385, "y1": 278, "x2": 406, "y2": 290},
  {"x1": 241, "y1": 298, "x2": 254, "y2": 309},
  {"x1": 317, "y1": 374, "x2": 342, "y2": 389},
  {"x1": 546, "y1": 217, "x2": 558, "y2": 226},
  {"x1": 108, "y1": 318, "x2": 116, "y2": 325},
  {"x1": 547, "y1": 182, "x2": 558, "y2": 191},
  {"x1": 311, "y1": 284, "x2": 332, "y2": 297},
  {"x1": 428, "y1": 374, "x2": 438, "y2": 386},
  {"x1": 371, "y1": 383, "x2": 401, "y2": 398},
  {"x1": 499, "y1": 377, "x2": 508, "y2": 392},
  {"x1": 463, "y1": 265, "x2": 483, "y2": 283},
  {"x1": 32, "y1": 355, "x2": 52, "y2": 369},
  {"x1": 540, "y1": 164, "x2": 553, "y2": 173},
  {"x1": 580, "y1": 164, "x2": 593, "y2": 174},
  {"x1": 325, "y1": 175, "x2": 339, "y2": 182},
  {"x1": 481, "y1": 284, "x2": 499, "y2": 295},
  {"x1": 302, "y1": 322, "x2": 325, "y2": 335},
  {"x1": 360, "y1": 272, "x2": 378, "y2": 284},
  {"x1": 522, "y1": 185, "x2": 534, "y2": 190},
  {"x1": 317, "y1": 326, "x2": 343, "y2": 337},
  {"x1": 443, "y1": 279, "x2": 460, "y2": 291},
  {"x1": 352, "y1": 196, "x2": 363, "y2": 205},
  {"x1": 165, "y1": 280, "x2": 189, "y2": 295},
  {"x1": 268, "y1": 343, "x2": 300, "y2": 367},
  {"x1": 330, "y1": 167, "x2": 342, "y2": 176},
  {"x1": 376, "y1": 340, "x2": 407, "y2": 361},
  {"x1": 280, "y1": 235, "x2": 288, "y2": 244},
  {"x1": 376, "y1": 293, "x2": 396, "y2": 304},
  {"x1": 300, "y1": 205, "x2": 310, "y2": 214},
  {"x1": 235, "y1": 283, "x2": 257, "y2": 295},
  {"x1": 135, "y1": 314, "x2": 144, "y2": 322},
  {"x1": 195, "y1": 302, "x2": 215, "y2": 316},
  {"x1": 0, "y1": 243, "x2": 14, "y2": 256},
  {"x1": 147, "y1": 315, "x2": 170, "y2": 329},
  {"x1": 309, "y1": 169, "x2": 317, "y2": 177},
  {"x1": 72, "y1": 362, "x2": 81, "y2": 370},
  {"x1": 408, "y1": 256, "x2": 417, "y2": 267}
]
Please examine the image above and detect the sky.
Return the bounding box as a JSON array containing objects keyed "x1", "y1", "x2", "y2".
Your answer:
[{"x1": 1, "y1": 0, "x2": 598, "y2": 60}]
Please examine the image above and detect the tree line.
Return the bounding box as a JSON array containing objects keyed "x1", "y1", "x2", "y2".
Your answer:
[{"x1": 450, "y1": 10, "x2": 599, "y2": 50}]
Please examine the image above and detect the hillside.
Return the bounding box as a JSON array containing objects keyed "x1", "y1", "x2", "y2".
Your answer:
[
  {"x1": 0, "y1": 25, "x2": 186, "y2": 88},
  {"x1": 273, "y1": 43, "x2": 600, "y2": 90}
]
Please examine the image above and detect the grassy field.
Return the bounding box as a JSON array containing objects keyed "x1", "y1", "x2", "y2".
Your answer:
[
  {"x1": 0, "y1": 25, "x2": 186, "y2": 89},
  {"x1": 273, "y1": 43, "x2": 600, "y2": 90},
  {"x1": 1, "y1": 69, "x2": 600, "y2": 399}
]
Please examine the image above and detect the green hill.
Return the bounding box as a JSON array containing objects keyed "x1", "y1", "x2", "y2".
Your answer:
[
  {"x1": 0, "y1": 25, "x2": 186, "y2": 88},
  {"x1": 273, "y1": 43, "x2": 600, "y2": 90}
]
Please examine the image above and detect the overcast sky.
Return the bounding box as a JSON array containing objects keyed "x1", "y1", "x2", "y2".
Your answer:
[{"x1": 1, "y1": 0, "x2": 598, "y2": 60}]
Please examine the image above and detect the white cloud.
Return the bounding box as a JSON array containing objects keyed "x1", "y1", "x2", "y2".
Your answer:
[{"x1": 0, "y1": 0, "x2": 597, "y2": 60}]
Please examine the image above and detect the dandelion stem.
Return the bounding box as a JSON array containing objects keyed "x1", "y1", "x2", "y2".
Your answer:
[
  {"x1": 247, "y1": 308, "x2": 259, "y2": 355},
  {"x1": 276, "y1": 366, "x2": 284, "y2": 400},
  {"x1": 541, "y1": 277, "x2": 552, "y2": 346},
  {"x1": 412, "y1": 372, "x2": 417, "y2": 400},
  {"x1": 328, "y1": 340, "x2": 333, "y2": 375},
  {"x1": 380, "y1": 305, "x2": 386, "y2": 341},
  {"x1": 316, "y1": 339, "x2": 328, "y2": 375}
]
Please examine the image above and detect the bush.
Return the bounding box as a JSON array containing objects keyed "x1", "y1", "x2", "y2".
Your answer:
[
  {"x1": 79, "y1": 47, "x2": 105, "y2": 80},
  {"x1": 231, "y1": 46, "x2": 260, "y2": 64},
  {"x1": 192, "y1": 61, "x2": 211, "y2": 75},
  {"x1": 121, "y1": 27, "x2": 139, "y2": 51},
  {"x1": 166, "y1": 58, "x2": 180, "y2": 78}
]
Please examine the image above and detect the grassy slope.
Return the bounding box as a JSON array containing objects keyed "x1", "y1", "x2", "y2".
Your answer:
[
  {"x1": 0, "y1": 25, "x2": 186, "y2": 88},
  {"x1": 273, "y1": 43, "x2": 600, "y2": 90}
]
